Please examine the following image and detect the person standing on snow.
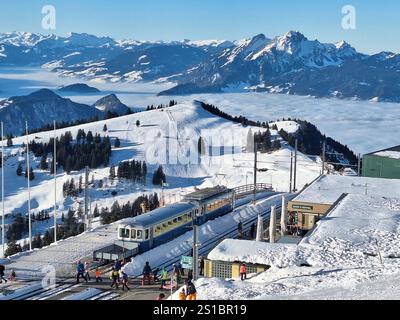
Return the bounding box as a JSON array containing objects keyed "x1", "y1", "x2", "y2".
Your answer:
[
  {"x1": 172, "y1": 263, "x2": 181, "y2": 284},
  {"x1": 84, "y1": 261, "x2": 91, "y2": 281},
  {"x1": 240, "y1": 263, "x2": 247, "y2": 281},
  {"x1": 95, "y1": 268, "x2": 103, "y2": 282},
  {"x1": 176, "y1": 261, "x2": 184, "y2": 276},
  {"x1": 179, "y1": 288, "x2": 187, "y2": 300},
  {"x1": 199, "y1": 256, "x2": 205, "y2": 276},
  {"x1": 121, "y1": 271, "x2": 130, "y2": 291},
  {"x1": 160, "y1": 268, "x2": 168, "y2": 289},
  {"x1": 76, "y1": 261, "x2": 88, "y2": 284},
  {"x1": 110, "y1": 268, "x2": 119, "y2": 289},
  {"x1": 142, "y1": 261, "x2": 152, "y2": 285},
  {"x1": 186, "y1": 279, "x2": 197, "y2": 300}
]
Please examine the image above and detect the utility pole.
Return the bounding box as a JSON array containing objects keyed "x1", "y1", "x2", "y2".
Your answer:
[
  {"x1": 89, "y1": 196, "x2": 92, "y2": 230},
  {"x1": 253, "y1": 136, "x2": 257, "y2": 204},
  {"x1": 322, "y1": 140, "x2": 326, "y2": 175},
  {"x1": 192, "y1": 223, "x2": 199, "y2": 281},
  {"x1": 84, "y1": 166, "x2": 89, "y2": 231},
  {"x1": 1, "y1": 122, "x2": 4, "y2": 256},
  {"x1": 358, "y1": 154, "x2": 362, "y2": 177},
  {"x1": 53, "y1": 121, "x2": 57, "y2": 243},
  {"x1": 26, "y1": 121, "x2": 32, "y2": 251},
  {"x1": 289, "y1": 152, "x2": 293, "y2": 193},
  {"x1": 293, "y1": 139, "x2": 298, "y2": 192}
]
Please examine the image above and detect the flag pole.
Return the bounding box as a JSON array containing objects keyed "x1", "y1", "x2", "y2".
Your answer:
[
  {"x1": 1, "y1": 122, "x2": 5, "y2": 257},
  {"x1": 53, "y1": 120, "x2": 57, "y2": 244},
  {"x1": 26, "y1": 121, "x2": 32, "y2": 251}
]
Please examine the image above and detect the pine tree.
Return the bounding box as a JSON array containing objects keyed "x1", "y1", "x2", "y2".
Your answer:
[
  {"x1": 4, "y1": 241, "x2": 22, "y2": 257},
  {"x1": 114, "y1": 137, "x2": 121, "y2": 148},
  {"x1": 272, "y1": 139, "x2": 282, "y2": 150},
  {"x1": 16, "y1": 163, "x2": 23, "y2": 176},
  {"x1": 93, "y1": 205, "x2": 99, "y2": 218},
  {"x1": 86, "y1": 131, "x2": 94, "y2": 144},
  {"x1": 7, "y1": 136, "x2": 13, "y2": 147},
  {"x1": 103, "y1": 124, "x2": 108, "y2": 132},
  {"x1": 136, "y1": 120, "x2": 141, "y2": 127},
  {"x1": 152, "y1": 166, "x2": 166, "y2": 186},
  {"x1": 29, "y1": 167, "x2": 35, "y2": 180},
  {"x1": 40, "y1": 153, "x2": 48, "y2": 170},
  {"x1": 109, "y1": 166, "x2": 116, "y2": 182}
]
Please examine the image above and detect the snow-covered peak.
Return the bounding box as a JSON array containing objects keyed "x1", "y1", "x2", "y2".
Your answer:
[
  {"x1": 334, "y1": 40, "x2": 358, "y2": 57},
  {"x1": 63, "y1": 32, "x2": 115, "y2": 47},
  {"x1": 372, "y1": 51, "x2": 398, "y2": 61},
  {"x1": 0, "y1": 31, "x2": 46, "y2": 47}
]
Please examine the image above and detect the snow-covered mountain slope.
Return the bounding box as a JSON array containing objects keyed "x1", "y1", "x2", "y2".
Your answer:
[
  {"x1": 0, "y1": 89, "x2": 103, "y2": 135},
  {"x1": 159, "y1": 31, "x2": 400, "y2": 102},
  {"x1": 0, "y1": 101, "x2": 322, "y2": 256},
  {"x1": 93, "y1": 94, "x2": 130, "y2": 114},
  {"x1": 0, "y1": 32, "x2": 232, "y2": 83}
]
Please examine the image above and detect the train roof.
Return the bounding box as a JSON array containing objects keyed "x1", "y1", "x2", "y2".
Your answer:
[
  {"x1": 183, "y1": 186, "x2": 232, "y2": 201},
  {"x1": 119, "y1": 202, "x2": 196, "y2": 228}
]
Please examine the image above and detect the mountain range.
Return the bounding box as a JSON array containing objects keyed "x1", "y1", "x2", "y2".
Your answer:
[
  {"x1": 0, "y1": 89, "x2": 130, "y2": 135},
  {"x1": 1, "y1": 31, "x2": 400, "y2": 102}
]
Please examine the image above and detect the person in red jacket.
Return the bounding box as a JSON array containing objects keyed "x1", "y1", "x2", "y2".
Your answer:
[{"x1": 240, "y1": 263, "x2": 247, "y2": 281}]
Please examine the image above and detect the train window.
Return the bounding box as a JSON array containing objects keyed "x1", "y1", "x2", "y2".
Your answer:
[
  {"x1": 131, "y1": 229, "x2": 136, "y2": 239},
  {"x1": 119, "y1": 228, "x2": 130, "y2": 239},
  {"x1": 177, "y1": 216, "x2": 182, "y2": 222},
  {"x1": 137, "y1": 230, "x2": 143, "y2": 240},
  {"x1": 173, "y1": 218, "x2": 178, "y2": 224},
  {"x1": 168, "y1": 220, "x2": 173, "y2": 226},
  {"x1": 145, "y1": 229, "x2": 149, "y2": 240}
]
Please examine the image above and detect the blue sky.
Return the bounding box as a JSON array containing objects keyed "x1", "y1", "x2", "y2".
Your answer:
[{"x1": 1, "y1": 0, "x2": 399, "y2": 54}]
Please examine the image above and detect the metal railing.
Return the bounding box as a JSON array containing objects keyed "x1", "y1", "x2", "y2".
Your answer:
[{"x1": 234, "y1": 183, "x2": 273, "y2": 197}]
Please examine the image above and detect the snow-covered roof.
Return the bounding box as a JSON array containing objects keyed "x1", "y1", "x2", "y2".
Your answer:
[
  {"x1": 301, "y1": 194, "x2": 400, "y2": 258},
  {"x1": 207, "y1": 239, "x2": 298, "y2": 268},
  {"x1": 368, "y1": 145, "x2": 400, "y2": 160},
  {"x1": 292, "y1": 175, "x2": 400, "y2": 205}
]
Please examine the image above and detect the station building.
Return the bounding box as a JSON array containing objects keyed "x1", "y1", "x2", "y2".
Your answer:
[
  {"x1": 287, "y1": 174, "x2": 400, "y2": 234},
  {"x1": 362, "y1": 145, "x2": 400, "y2": 179},
  {"x1": 204, "y1": 239, "x2": 297, "y2": 278}
]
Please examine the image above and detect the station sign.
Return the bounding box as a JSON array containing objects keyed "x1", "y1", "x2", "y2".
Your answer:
[{"x1": 181, "y1": 256, "x2": 193, "y2": 270}]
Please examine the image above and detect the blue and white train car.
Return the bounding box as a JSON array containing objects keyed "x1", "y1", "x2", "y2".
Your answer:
[
  {"x1": 116, "y1": 187, "x2": 235, "y2": 254},
  {"x1": 118, "y1": 202, "x2": 198, "y2": 252}
]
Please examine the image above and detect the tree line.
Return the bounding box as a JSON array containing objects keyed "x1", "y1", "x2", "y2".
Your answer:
[
  {"x1": 279, "y1": 120, "x2": 358, "y2": 167},
  {"x1": 109, "y1": 160, "x2": 148, "y2": 184},
  {"x1": 28, "y1": 130, "x2": 112, "y2": 174},
  {"x1": 146, "y1": 100, "x2": 178, "y2": 111},
  {"x1": 99, "y1": 193, "x2": 160, "y2": 225}
]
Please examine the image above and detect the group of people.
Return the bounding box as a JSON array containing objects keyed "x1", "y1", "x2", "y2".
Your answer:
[
  {"x1": 109, "y1": 259, "x2": 130, "y2": 290},
  {"x1": 0, "y1": 264, "x2": 16, "y2": 284},
  {"x1": 76, "y1": 259, "x2": 129, "y2": 290}
]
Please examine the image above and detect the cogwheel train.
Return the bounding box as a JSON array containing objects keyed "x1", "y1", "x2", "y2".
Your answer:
[{"x1": 93, "y1": 186, "x2": 235, "y2": 262}]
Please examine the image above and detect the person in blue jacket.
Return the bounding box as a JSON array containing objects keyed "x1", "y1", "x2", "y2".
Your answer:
[{"x1": 76, "y1": 261, "x2": 88, "y2": 284}]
